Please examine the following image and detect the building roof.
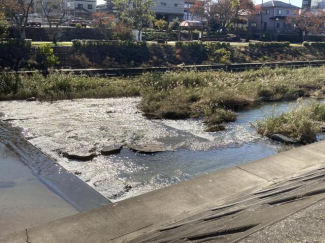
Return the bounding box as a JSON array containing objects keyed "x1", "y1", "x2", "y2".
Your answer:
[
  {"x1": 259, "y1": 1, "x2": 300, "y2": 9},
  {"x1": 179, "y1": 20, "x2": 203, "y2": 28}
]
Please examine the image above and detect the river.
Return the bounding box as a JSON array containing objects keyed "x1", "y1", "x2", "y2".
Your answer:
[{"x1": 0, "y1": 98, "x2": 324, "y2": 202}]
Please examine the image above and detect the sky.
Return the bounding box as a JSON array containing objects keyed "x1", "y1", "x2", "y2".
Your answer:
[{"x1": 97, "y1": 0, "x2": 302, "y2": 8}]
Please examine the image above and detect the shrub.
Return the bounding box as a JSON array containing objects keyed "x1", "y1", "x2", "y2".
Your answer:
[
  {"x1": 71, "y1": 54, "x2": 93, "y2": 68},
  {"x1": 154, "y1": 19, "x2": 168, "y2": 31},
  {"x1": 175, "y1": 42, "x2": 207, "y2": 64},
  {"x1": 0, "y1": 73, "x2": 21, "y2": 98},
  {"x1": 169, "y1": 18, "x2": 180, "y2": 31},
  {"x1": 38, "y1": 44, "x2": 60, "y2": 68},
  {"x1": 211, "y1": 48, "x2": 231, "y2": 64}
]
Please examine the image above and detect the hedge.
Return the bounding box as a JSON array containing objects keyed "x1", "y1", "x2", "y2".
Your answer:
[
  {"x1": 303, "y1": 42, "x2": 325, "y2": 48},
  {"x1": 142, "y1": 31, "x2": 177, "y2": 41},
  {"x1": 0, "y1": 39, "x2": 33, "y2": 70},
  {"x1": 249, "y1": 41, "x2": 290, "y2": 48}
]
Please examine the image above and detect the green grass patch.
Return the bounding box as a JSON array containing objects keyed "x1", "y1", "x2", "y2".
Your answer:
[{"x1": 32, "y1": 42, "x2": 73, "y2": 47}]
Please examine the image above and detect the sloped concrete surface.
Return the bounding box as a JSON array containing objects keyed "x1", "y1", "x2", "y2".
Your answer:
[
  {"x1": 1, "y1": 141, "x2": 325, "y2": 243},
  {"x1": 0, "y1": 143, "x2": 77, "y2": 237}
]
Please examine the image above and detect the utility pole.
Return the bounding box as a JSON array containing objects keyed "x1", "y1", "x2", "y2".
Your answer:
[{"x1": 259, "y1": 0, "x2": 263, "y2": 40}]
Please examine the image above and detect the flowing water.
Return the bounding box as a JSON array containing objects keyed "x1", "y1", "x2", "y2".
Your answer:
[{"x1": 0, "y1": 98, "x2": 324, "y2": 202}]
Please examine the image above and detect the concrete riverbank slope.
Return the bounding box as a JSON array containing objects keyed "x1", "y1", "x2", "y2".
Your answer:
[
  {"x1": 2, "y1": 140, "x2": 325, "y2": 243},
  {"x1": 0, "y1": 123, "x2": 110, "y2": 237}
]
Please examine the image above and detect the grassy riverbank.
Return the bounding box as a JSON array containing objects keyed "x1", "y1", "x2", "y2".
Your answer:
[
  {"x1": 256, "y1": 102, "x2": 325, "y2": 144},
  {"x1": 139, "y1": 66, "x2": 325, "y2": 125},
  {"x1": 0, "y1": 72, "x2": 141, "y2": 101},
  {"x1": 1, "y1": 66, "x2": 325, "y2": 127}
]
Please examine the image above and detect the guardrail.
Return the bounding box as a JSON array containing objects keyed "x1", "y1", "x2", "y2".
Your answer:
[{"x1": 6, "y1": 60, "x2": 325, "y2": 77}]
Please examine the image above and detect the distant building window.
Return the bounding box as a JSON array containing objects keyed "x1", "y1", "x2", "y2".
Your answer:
[
  {"x1": 78, "y1": 4, "x2": 83, "y2": 8},
  {"x1": 277, "y1": 9, "x2": 282, "y2": 15},
  {"x1": 251, "y1": 22, "x2": 257, "y2": 27},
  {"x1": 88, "y1": 4, "x2": 92, "y2": 9},
  {"x1": 264, "y1": 9, "x2": 270, "y2": 14},
  {"x1": 174, "y1": 3, "x2": 179, "y2": 7},
  {"x1": 277, "y1": 23, "x2": 280, "y2": 28},
  {"x1": 161, "y1": 2, "x2": 166, "y2": 6},
  {"x1": 286, "y1": 10, "x2": 289, "y2": 14}
]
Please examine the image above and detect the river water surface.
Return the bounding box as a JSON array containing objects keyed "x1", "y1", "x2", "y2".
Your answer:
[{"x1": 0, "y1": 98, "x2": 324, "y2": 201}]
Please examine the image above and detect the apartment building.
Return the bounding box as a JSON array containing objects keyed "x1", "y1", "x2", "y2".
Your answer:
[
  {"x1": 183, "y1": 0, "x2": 195, "y2": 20},
  {"x1": 250, "y1": 0, "x2": 300, "y2": 33}
]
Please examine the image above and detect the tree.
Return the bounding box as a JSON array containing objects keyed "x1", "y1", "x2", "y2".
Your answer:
[
  {"x1": 169, "y1": 17, "x2": 180, "y2": 31},
  {"x1": 154, "y1": 19, "x2": 167, "y2": 31},
  {"x1": 287, "y1": 9, "x2": 325, "y2": 39},
  {"x1": 213, "y1": 0, "x2": 233, "y2": 32},
  {"x1": 190, "y1": 0, "x2": 217, "y2": 37},
  {"x1": 41, "y1": 0, "x2": 67, "y2": 44},
  {"x1": 92, "y1": 12, "x2": 115, "y2": 40},
  {"x1": 0, "y1": 0, "x2": 34, "y2": 40},
  {"x1": 0, "y1": 11, "x2": 9, "y2": 38},
  {"x1": 231, "y1": 0, "x2": 254, "y2": 36},
  {"x1": 112, "y1": 0, "x2": 156, "y2": 40}
]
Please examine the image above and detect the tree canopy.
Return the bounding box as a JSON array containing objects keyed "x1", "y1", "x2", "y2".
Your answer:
[
  {"x1": 0, "y1": 0, "x2": 34, "y2": 39},
  {"x1": 112, "y1": 0, "x2": 156, "y2": 39}
]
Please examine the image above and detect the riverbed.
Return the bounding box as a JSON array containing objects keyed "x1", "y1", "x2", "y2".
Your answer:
[{"x1": 0, "y1": 98, "x2": 324, "y2": 202}]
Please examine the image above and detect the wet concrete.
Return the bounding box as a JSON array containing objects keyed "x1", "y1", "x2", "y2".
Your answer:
[
  {"x1": 0, "y1": 142, "x2": 77, "y2": 236},
  {"x1": 0, "y1": 122, "x2": 110, "y2": 210}
]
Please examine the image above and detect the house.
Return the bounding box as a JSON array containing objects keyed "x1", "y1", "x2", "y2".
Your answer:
[
  {"x1": 96, "y1": 0, "x2": 184, "y2": 22},
  {"x1": 32, "y1": 0, "x2": 96, "y2": 19},
  {"x1": 302, "y1": 0, "x2": 325, "y2": 9},
  {"x1": 154, "y1": 0, "x2": 184, "y2": 22},
  {"x1": 249, "y1": 0, "x2": 300, "y2": 34}
]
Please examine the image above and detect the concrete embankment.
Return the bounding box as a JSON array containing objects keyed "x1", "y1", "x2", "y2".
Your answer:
[
  {"x1": 0, "y1": 122, "x2": 110, "y2": 237},
  {"x1": 1, "y1": 140, "x2": 325, "y2": 243}
]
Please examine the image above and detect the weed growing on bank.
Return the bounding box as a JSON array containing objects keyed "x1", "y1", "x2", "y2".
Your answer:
[
  {"x1": 138, "y1": 66, "x2": 325, "y2": 125},
  {"x1": 0, "y1": 72, "x2": 141, "y2": 100},
  {"x1": 255, "y1": 102, "x2": 325, "y2": 144}
]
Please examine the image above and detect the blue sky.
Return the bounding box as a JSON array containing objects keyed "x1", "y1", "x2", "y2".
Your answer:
[{"x1": 97, "y1": 0, "x2": 302, "y2": 8}]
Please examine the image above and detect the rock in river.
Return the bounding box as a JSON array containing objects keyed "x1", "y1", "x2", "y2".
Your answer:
[
  {"x1": 127, "y1": 144, "x2": 165, "y2": 154},
  {"x1": 205, "y1": 124, "x2": 226, "y2": 133},
  {"x1": 101, "y1": 144, "x2": 123, "y2": 156},
  {"x1": 26, "y1": 97, "x2": 37, "y2": 102},
  {"x1": 62, "y1": 151, "x2": 97, "y2": 161},
  {"x1": 270, "y1": 134, "x2": 299, "y2": 144}
]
